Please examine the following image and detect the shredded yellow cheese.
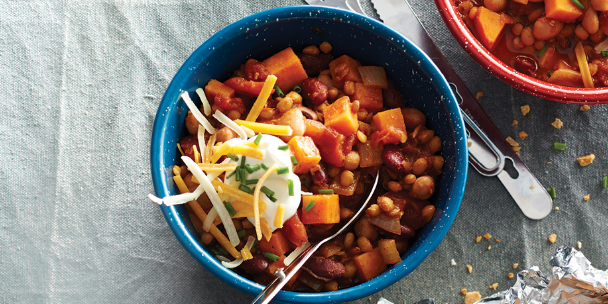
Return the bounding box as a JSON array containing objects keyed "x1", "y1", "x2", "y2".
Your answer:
[
  {"x1": 172, "y1": 165, "x2": 181, "y2": 177},
  {"x1": 193, "y1": 145, "x2": 200, "y2": 163},
  {"x1": 241, "y1": 245, "x2": 253, "y2": 261},
  {"x1": 575, "y1": 41, "x2": 594, "y2": 88},
  {"x1": 197, "y1": 163, "x2": 238, "y2": 172},
  {"x1": 253, "y1": 163, "x2": 278, "y2": 240},
  {"x1": 177, "y1": 143, "x2": 185, "y2": 156},
  {"x1": 210, "y1": 180, "x2": 267, "y2": 211},
  {"x1": 246, "y1": 75, "x2": 277, "y2": 122},
  {"x1": 172, "y1": 175, "x2": 241, "y2": 259},
  {"x1": 260, "y1": 218, "x2": 273, "y2": 242},
  {"x1": 210, "y1": 144, "x2": 264, "y2": 164},
  {"x1": 234, "y1": 120, "x2": 293, "y2": 137},
  {"x1": 274, "y1": 205, "x2": 285, "y2": 229}
]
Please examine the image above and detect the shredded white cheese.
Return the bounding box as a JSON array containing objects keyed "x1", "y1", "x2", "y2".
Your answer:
[
  {"x1": 181, "y1": 91, "x2": 216, "y2": 134},
  {"x1": 240, "y1": 125, "x2": 255, "y2": 138},
  {"x1": 148, "y1": 181, "x2": 205, "y2": 206},
  {"x1": 221, "y1": 236, "x2": 256, "y2": 269},
  {"x1": 213, "y1": 110, "x2": 247, "y2": 140},
  {"x1": 203, "y1": 206, "x2": 218, "y2": 232},
  {"x1": 182, "y1": 156, "x2": 240, "y2": 246},
  {"x1": 195, "y1": 88, "x2": 212, "y2": 116},
  {"x1": 197, "y1": 126, "x2": 206, "y2": 163},
  {"x1": 284, "y1": 242, "x2": 311, "y2": 266}
]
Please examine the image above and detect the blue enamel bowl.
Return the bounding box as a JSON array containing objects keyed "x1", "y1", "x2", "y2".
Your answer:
[{"x1": 151, "y1": 5, "x2": 468, "y2": 303}]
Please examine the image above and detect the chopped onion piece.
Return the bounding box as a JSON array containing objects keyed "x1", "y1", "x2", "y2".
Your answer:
[
  {"x1": 221, "y1": 236, "x2": 256, "y2": 269},
  {"x1": 182, "y1": 156, "x2": 240, "y2": 246},
  {"x1": 181, "y1": 91, "x2": 215, "y2": 134},
  {"x1": 595, "y1": 38, "x2": 608, "y2": 53},
  {"x1": 203, "y1": 206, "x2": 218, "y2": 232},
  {"x1": 197, "y1": 126, "x2": 206, "y2": 163},
  {"x1": 195, "y1": 88, "x2": 212, "y2": 116},
  {"x1": 284, "y1": 242, "x2": 311, "y2": 266},
  {"x1": 213, "y1": 110, "x2": 247, "y2": 140},
  {"x1": 358, "y1": 66, "x2": 388, "y2": 89}
]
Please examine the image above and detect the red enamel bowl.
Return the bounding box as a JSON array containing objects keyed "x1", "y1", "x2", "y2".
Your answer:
[{"x1": 435, "y1": 0, "x2": 608, "y2": 104}]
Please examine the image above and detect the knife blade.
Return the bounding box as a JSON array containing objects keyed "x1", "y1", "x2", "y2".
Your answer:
[{"x1": 304, "y1": 0, "x2": 552, "y2": 219}]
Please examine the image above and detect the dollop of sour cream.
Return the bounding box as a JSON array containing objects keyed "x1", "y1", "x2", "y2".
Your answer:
[{"x1": 223, "y1": 134, "x2": 301, "y2": 231}]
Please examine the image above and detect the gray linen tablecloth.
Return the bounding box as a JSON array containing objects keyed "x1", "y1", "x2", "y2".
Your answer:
[{"x1": 2, "y1": 0, "x2": 607, "y2": 303}]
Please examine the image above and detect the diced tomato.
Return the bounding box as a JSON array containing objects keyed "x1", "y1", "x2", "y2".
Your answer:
[
  {"x1": 282, "y1": 213, "x2": 308, "y2": 247},
  {"x1": 224, "y1": 77, "x2": 272, "y2": 96},
  {"x1": 213, "y1": 95, "x2": 246, "y2": 114}
]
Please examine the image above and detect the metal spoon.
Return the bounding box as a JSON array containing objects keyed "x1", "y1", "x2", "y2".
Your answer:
[{"x1": 250, "y1": 169, "x2": 380, "y2": 304}]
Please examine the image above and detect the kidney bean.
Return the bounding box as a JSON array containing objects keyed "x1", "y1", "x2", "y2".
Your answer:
[
  {"x1": 240, "y1": 253, "x2": 269, "y2": 275},
  {"x1": 301, "y1": 78, "x2": 329, "y2": 105},
  {"x1": 298, "y1": 53, "x2": 333, "y2": 76},
  {"x1": 179, "y1": 135, "x2": 199, "y2": 161},
  {"x1": 312, "y1": 162, "x2": 329, "y2": 186},
  {"x1": 382, "y1": 145, "x2": 406, "y2": 174},
  {"x1": 410, "y1": 175, "x2": 435, "y2": 200},
  {"x1": 244, "y1": 59, "x2": 268, "y2": 81},
  {"x1": 513, "y1": 56, "x2": 537, "y2": 76},
  {"x1": 382, "y1": 80, "x2": 405, "y2": 109},
  {"x1": 400, "y1": 224, "x2": 416, "y2": 238},
  {"x1": 299, "y1": 107, "x2": 318, "y2": 120},
  {"x1": 342, "y1": 133, "x2": 358, "y2": 156},
  {"x1": 303, "y1": 257, "x2": 346, "y2": 281}
]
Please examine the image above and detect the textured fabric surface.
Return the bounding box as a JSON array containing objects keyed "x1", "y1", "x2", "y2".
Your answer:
[{"x1": 1, "y1": 0, "x2": 607, "y2": 303}]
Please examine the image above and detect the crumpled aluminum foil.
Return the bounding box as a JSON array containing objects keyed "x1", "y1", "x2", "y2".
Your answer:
[{"x1": 478, "y1": 246, "x2": 608, "y2": 304}]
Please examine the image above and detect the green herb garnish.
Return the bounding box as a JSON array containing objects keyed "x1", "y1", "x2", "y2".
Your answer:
[
  {"x1": 538, "y1": 45, "x2": 548, "y2": 58},
  {"x1": 274, "y1": 84, "x2": 284, "y2": 98},
  {"x1": 304, "y1": 200, "x2": 316, "y2": 212},
  {"x1": 277, "y1": 167, "x2": 289, "y2": 175},
  {"x1": 244, "y1": 179, "x2": 259, "y2": 185},
  {"x1": 254, "y1": 133, "x2": 263, "y2": 146},
  {"x1": 548, "y1": 187, "x2": 556, "y2": 200},
  {"x1": 288, "y1": 179, "x2": 294, "y2": 196},
  {"x1": 260, "y1": 163, "x2": 269, "y2": 170},
  {"x1": 227, "y1": 153, "x2": 239, "y2": 162},
  {"x1": 278, "y1": 145, "x2": 289, "y2": 151},
  {"x1": 603, "y1": 176, "x2": 607, "y2": 189},
  {"x1": 261, "y1": 186, "x2": 275, "y2": 198},
  {"x1": 290, "y1": 156, "x2": 299, "y2": 166},
  {"x1": 569, "y1": 0, "x2": 584, "y2": 9},
  {"x1": 264, "y1": 252, "x2": 280, "y2": 262},
  {"x1": 223, "y1": 201, "x2": 237, "y2": 217},
  {"x1": 292, "y1": 85, "x2": 301, "y2": 93},
  {"x1": 238, "y1": 184, "x2": 253, "y2": 194},
  {"x1": 553, "y1": 142, "x2": 566, "y2": 151},
  {"x1": 237, "y1": 229, "x2": 247, "y2": 238},
  {"x1": 318, "y1": 189, "x2": 334, "y2": 195}
]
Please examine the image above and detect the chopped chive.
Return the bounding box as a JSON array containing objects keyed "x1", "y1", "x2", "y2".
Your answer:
[
  {"x1": 237, "y1": 229, "x2": 247, "y2": 238},
  {"x1": 288, "y1": 179, "x2": 294, "y2": 196},
  {"x1": 291, "y1": 156, "x2": 299, "y2": 166},
  {"x1": 218, "y1": 247, "x2": 229, "y2": 256},
  {"x1": 278, "y1": 145, "x2": 289, "y2": 151},
  {"x1": 277, "y1": 167, "x2": 289, "y2": 175},
  {"x1": 302, "y1": 177, "x2": 309, "y2": 188},
  {"x1": 292, "y1": 85, "x2": 302, "y2": 93},
  {"x1": 251, "y1": 239, "x2": 258, "y2": 249},
  {"x1": 225, "y1": 170, "x2": 236, "y2": 180},
  {"x1": 239, "y1": 184, "x2": 253, "y2": 194},
  {"x1": 261, "y1": 186, "x2": 275, "y2": 198},
  {"x1": 240, "y1": 156, "x2": 247, "y2": 168},
  {"x1": 267, "y1": 196, "x2": 277, "y2": 202},
  {"x1": 254, "y1": 133, "x2": 263, "y2": 146},
  {"x1": 548, "y1": 187, "x2": 556, "y2": 199},
  {"x1": 249, "y1": 164, "x2": 261, "y2": 172},
  {"x1": 538, "y1": 45, "x2": 548, "y2": 58},
  {"x1": 553, "y1": 142, "x2": 566, "y2": 151},
  {"x1": 245, "y1": 164, "x2": 254, "y2": 174},
  {"x1": 603, "y1": 176, "x2": 607, "y2": 189},
  {"x1": 274, "y1": 84, "x2": 284, "y2": 98},
  {"x1": 569, "y1": 0, "x2": 584, "y2": 9},
  {"x1": 264, "y1": 252, "x2": 280, "y2": 262},
  {"x1": 227, "y1": 153, "x2": 239, "y2": 162},
  {"x1": 235, "y1": 167, "x2": 241, "y2": 182},
  {"x1": 260, "y1": 163, "x2": 269, "y2": 170},
  {"x1": 548, "y1": 71, "x2": 554, "y2": 78},
  {"x1": 602, "y1": 51, "x2": 608, "y2": 57},
  {"x1": 304, "y1": 200, "x2": 316, "y2": 212},
  {"x1": 223, "y1": 201, "x2": 237, "y2": 217},
  {"x1": 244, "y1": 179, "x2": 259, "y2": 185},
  {"x1": 318, "y1": 189, "x2": 334, "y2": 195},
  {"x1": 211, "y1": 248, "x2": 221, "y2": 256}
]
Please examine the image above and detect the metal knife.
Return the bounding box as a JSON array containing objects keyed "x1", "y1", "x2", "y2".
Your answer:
[{"x1": 304, "y1": 0, "x2": 553, "y2": 219}]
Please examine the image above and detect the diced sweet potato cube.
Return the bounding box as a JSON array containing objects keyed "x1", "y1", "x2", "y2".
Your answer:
[
  {"x1": 545, "y1": 0, "x2": 583, "y2": 22},
  {"x1": 371, "y1": 108, "x2": 407, "y2": 147},
  {"x1": 539, "y1": 46, "x2": 559, "y2": 69},
  {"x1": 512, "y1": 0, "x2": 528, "y2": 4},
  {"x1": 288, "y1": 136, "x2": 321, "y2": 174},
  {"x1": 352, "y1": 82, "x2": 383, "y2": 112},
  {"x1": 204, "y1": 79, "x2": 235, "y2": 101},
  {"x1": 472, "y1": 6, "x2": 506, "y2": 51},
  {"x1": 301, "y1": 194, "x2": 340, "y2": 225},
  {"x1": 304, "y1": 120, "x2": 346, "y2": 167},
  {"x1": 263, "y1": 47, "x2": 308, "y2": 91},
  {"x1": 547, "y1": 69, "x2": 583, "y2": 86},
  {"x1": 323, "y1": 96, "x2": 358, "y2": 136},
  {"x1": 224, "y1": 77, "x2": 271, "y2": 96},
  {"x1": 357, "y1": 140, "x2": 384, "y2": 168},
  {"x1": 353, "y1": 248, "x2": 387, "y2": 281},
  {"x1": 378, "y1": 239, "x2": 401, "y2": 264},
  {"x1": 329, "y1": 55, "x2": 363, "y2": 89},
  {"x1": 258, "y1": 230, "x2": 291, "y2": 257}
]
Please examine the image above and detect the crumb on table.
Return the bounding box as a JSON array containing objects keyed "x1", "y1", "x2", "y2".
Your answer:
[
  {"x1": 476, "y1": 92, "x2": 484, "y2": 99},
  {"x1": 508, "y1": 272, "x2": 514, "y2": 279},
  {"x1": 460, "y1": 288, "x2": 468, "y2": 295},
  {"x1": 584, "y1": 194, "x2": 590, "y2": 201},
  {"x1": 489, "y1": 283, "x2": 498, "y2": 290},
  {"x1": 466, "y1": 265, "x2": 473, "y2": 273},
  {"x1": 513, "y1": 146, "x2": 521, "y2": 152},
  {"x1": 551, "y1": 118, "x2": 563, "y2": 129},
  {"x1": 483, "y1": 233, "x2": 492, "y2": 240},
  {"x1": 506, "y1": 137, "x2": 519, "y2": 147},
  {"x1": 548, "y1": 233, "x2": 557, "y2": 244},
  {"x1": 518, "y1": 131, "x2": 528, "y2": 140},
  {"x1": 577, "y1": 241, "x2": 582, "y2": 249},
  {"x1": 487, "y1": 245, "x2": 492, "y2": 250},
  {"x1": 465, "y1": 292, "x2": 482, "y2": 304},
  {"x1": 513, "y1": 263, "x2": 519, "y2": 269},
  {"x1": 521, "y1": 105, "x2": 530, "y2": 116},
  {"x1": 555, "y1": 206, "x2": 560, "y2": 210},
  {"x1": 495, "y1": 239, "x2": 500, "y2": 242},
  {"x1": 476, "y1": 236, "x2": 482, "y2": 243},
  {"x1": 577, "y1": 154, "x2": 595, "y2": 166},
  {"x1": 580, "y1": 105, "x2": 590, "y2": 111},
  {"x1": 512, "y1": 120, "x2": 518, "y2": 126},
  {"x1": 451, "y1": 259, "x2": 457, "y2": 266}
]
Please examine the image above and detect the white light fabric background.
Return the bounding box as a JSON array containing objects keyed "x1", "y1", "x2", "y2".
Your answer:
[{"x1": 1, "y1": 0, "x2": 606, "y2": 303}]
